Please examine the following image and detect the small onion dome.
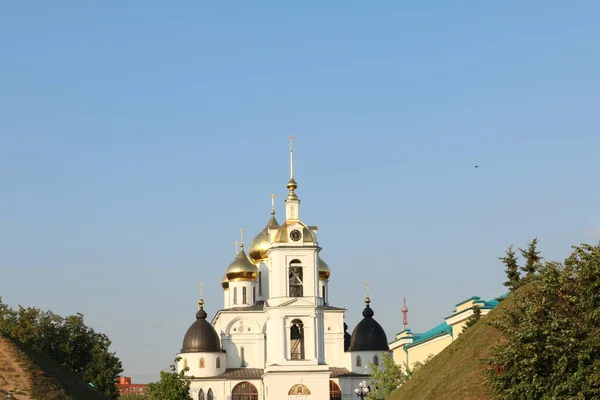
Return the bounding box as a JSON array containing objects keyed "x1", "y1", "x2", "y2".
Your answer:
[
  {"x1": 226, "y1": 248, "x2": 258, "y2": 282},
  {"x1": 274, "y1": 221, "x2": 316, "y2": 243},
  {"x1": 318, "y1": 255, "x2": 331, "y2": 280},
  {"x1": 249, "y1": 215, "x2": 280, "y2": 262},
  {"x1": 181, "y1": 300, "x2": 224, "y2": 353},
  {"x1": 286, "y1": 178, "x2": 299, "y2": 201},
  {"x1": 221, "y1": 274, "x2": 229, "y2": 290},
  {"x1": 348, "y1": 297, "x2": 390, "y2": 351}
]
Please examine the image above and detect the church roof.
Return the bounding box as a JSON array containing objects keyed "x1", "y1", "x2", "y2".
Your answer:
[
  {"x1": 219, "y1": 368, "x2": 264, "y2": 378},
  {"x1": 181, "y1": 301, "x2": 224, "y2": 353},
  {"x1": 188, "y1": 368, "x2": 264, "y2": 380},
  {"x1": 329, "y1": 367, "x2": 369, "y2": 378},
  {"x1": 348, "y1": 297, "x2": 389, "y2": 352}
]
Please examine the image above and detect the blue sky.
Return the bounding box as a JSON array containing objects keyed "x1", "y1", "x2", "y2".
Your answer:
[{"x1": 1, "y1": 1, "x2": 599, "y2": 382}]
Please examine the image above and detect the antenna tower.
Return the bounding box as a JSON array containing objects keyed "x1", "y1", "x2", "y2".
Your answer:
[{"x1": 401, "y1": 297, "x2": 409, "y2": 330}]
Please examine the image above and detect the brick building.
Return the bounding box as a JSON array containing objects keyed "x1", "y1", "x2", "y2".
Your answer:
[{"x1": 116, "y1": 377, "x2": 147, "y2": 397}]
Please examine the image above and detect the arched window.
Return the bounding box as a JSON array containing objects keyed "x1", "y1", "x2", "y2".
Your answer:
[
  {"x1": 356, "y1": 355, "x2": 362, "y2": 367},
  {"x1": 183, "y1": 358, "x2": 188, "y2": 369},
  {"x1": 258, "y1": 271, "x2": 262, "y2": 295},
  {"x1": 290, "y1": 319, "x2": 305, "y2": 360},
  {"x1": 240, "y1": 346, "x2": 245, "y2": 367},
  {"x1": 231, "y1": 381, "x2": 258, "y2": 400},
  {"x1": 233, "y1": 287, "x2": 238, "y2": 304},
  {"x1": 216, "y1": 356, "x2": 221, "y2": 369},
  {"x1": 199, "y1": 357, "x2": 205, "y2": 368},
  {"x1": 289, "y1": 259, "x2": 303, "y2": 297},
  {"x1": 243, "y1": 286, "x2": 247, "y2": 304},
  {"x1": 207, "y1": 388, "x2": 214, "y2": 400},
  {"x1": 199, "y1": 388, "x2": 205, "y2": 400},
  {"x1": 373, "y1": 354, "x2": 379, "y2": 366},
  {"x1": 253, "y1": 286, "x2": 256, "y2": 303},
  {"x1": 329, "y1": 380, "x2": 342, "y2": 400}
]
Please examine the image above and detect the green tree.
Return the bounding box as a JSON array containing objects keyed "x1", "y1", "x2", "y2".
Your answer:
[
  {"x1": 462, "y1": 305, "x2": 481, "y2": 333},
  {"x1": 367, "y1": 353, "x2": 406, "y2": 400},
  {"x1": 487, "y1": 243, "x2": 600, "y2": 399},
  {"x1": 82, "y1": 333, "x2": 123, "y2": 399},
  {"x1": 120, "y1": 392, "x2": 149, "y2": 399},
  {"x1": 519, "y1": 237, "x2": 542, "y2": 277},
  {"x1": 367, "y1": 353, "x2": 432, "y2": 400},
  {"x1": 500, "y1": 245, "x2": 522, "y2": 290},
  {"x1": 0, "y1": 300, "x2": 122, "y2": 399},
  {"x1": 146, "y1": 357, "x2": 192, "y2": 400}
]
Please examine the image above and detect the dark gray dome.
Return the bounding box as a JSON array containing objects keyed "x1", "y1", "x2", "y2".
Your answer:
[
  {"x1": 348, "y1": 300, "x2": 389, "y2": 352},
  {"x1": 181, "y1": 303, "x2": 224, "y2": 353}
]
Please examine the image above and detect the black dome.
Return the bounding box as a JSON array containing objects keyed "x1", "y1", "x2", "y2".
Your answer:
[
  {"x1": 181, "y1": 304, "x2": 224, "y2": 353},
  {"x1": 348, "y1": 301, "x2": 389, "y2": 352}
]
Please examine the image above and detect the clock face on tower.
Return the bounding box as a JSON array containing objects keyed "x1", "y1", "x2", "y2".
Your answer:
[{"x1": 289, "y1": 229, "x2": 302, "y2": 242}]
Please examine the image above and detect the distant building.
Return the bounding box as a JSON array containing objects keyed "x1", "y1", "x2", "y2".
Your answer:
[
  {"x1": 116, "y1": 377, "x2": 147, "y2": 396},
  {"x1": 389, "y1": 295, "x2": 504, "y2": 367}
]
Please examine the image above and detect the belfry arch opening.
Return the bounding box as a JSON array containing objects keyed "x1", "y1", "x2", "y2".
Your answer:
[
  {"x1": 329, "y1": 380, "x2": 342, "y2": 400},
  {"x1": 231, "y1": 381, "x2": 258, "y2": 400},
  {"x1": 290, "y1": 319, "x2": 305, "y2": 360},
  {"x1": 288, "y1": 259, "x2": 303, "y2": 297}
]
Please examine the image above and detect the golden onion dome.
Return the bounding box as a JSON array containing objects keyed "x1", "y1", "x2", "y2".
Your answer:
[
  {"x1": 226, "y1": 248, "x2": 258, "y2": 282},
  {"x1": 249, "y1": 215, "x2": 279, "y2": 262},
  {"x1": 318, "y1": 255, "x2": 331, "y2": 280},
  {"x1": 221, "y1": 274, "x2": 229, "y2": 290},
  {"x1": 274, "y1": 220, "x2": 316, "y2": 243}
]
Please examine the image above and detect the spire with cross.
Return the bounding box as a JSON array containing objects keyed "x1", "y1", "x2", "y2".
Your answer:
[
  {"x1": 197, "y1": 282, "x2": 205, "y2": 309},
  {"x1": 289, "y1": 134, "x2": 294, "y2": 180},
  {"x1": 285, "y1": 136, "x2": 300, "y2": 219},
  {"x1": 271, "y1": 193, "x2": 276, "y2": 216}
]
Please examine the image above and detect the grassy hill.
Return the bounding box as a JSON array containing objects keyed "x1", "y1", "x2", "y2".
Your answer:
[
  {"x1": 388, "y1": 292, "x2": 515, "y2": 400},
  {"x1": 0, "y1": 333, "x2": 110, "y2": 400}
]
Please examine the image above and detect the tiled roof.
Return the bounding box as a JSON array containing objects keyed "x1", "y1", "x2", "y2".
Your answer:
[
  {"x1": 329, "y1": 367, "x2": 369, "y2": 378},
  {"x1": 219, "y1": 368, "x2": 264, "y2": 378}
]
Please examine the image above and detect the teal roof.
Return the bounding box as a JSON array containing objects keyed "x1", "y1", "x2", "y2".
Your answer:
[
  {"x1": 454, "y1": 296, "x2": 481, "y2": 308},
  {"x1": 394, "y1": 328, "x2": 413, "y2": 336},
  {"x1": 404, "y1": 322, "x2": 452, "y2": 349}
]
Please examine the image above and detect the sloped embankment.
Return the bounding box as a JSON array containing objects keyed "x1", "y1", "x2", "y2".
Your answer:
[
  {"x1": 0, "y1": 334, "x2": 109, "y2": 400},
  {"x1": 388, "y1": 292, "x2": 516, "y2": 400}
]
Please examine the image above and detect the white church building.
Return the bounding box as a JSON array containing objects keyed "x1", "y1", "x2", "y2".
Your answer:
[{"x1": 177, "y1": 139, "x2": 391, "y2": 400}]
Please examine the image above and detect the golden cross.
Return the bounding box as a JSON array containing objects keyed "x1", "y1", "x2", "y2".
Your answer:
[
  {"x1": 240, "y1": 229, "x2": 244, "y2": 248},
  {"x1": 289, "y1": 135, "x2": 295, "y2": 180},
  {"x1": 340, "y1": 298, "x2": 345, "y2": 309},
  {"x1": 365, "y1": 280, "x2": 370, "y2": 296},
  {"x1": 235, "y1": 241, "x2": 239, "y2": 256},
  {"x1": 198, "y1": 282, "x2": 205, "y2": 299}
]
